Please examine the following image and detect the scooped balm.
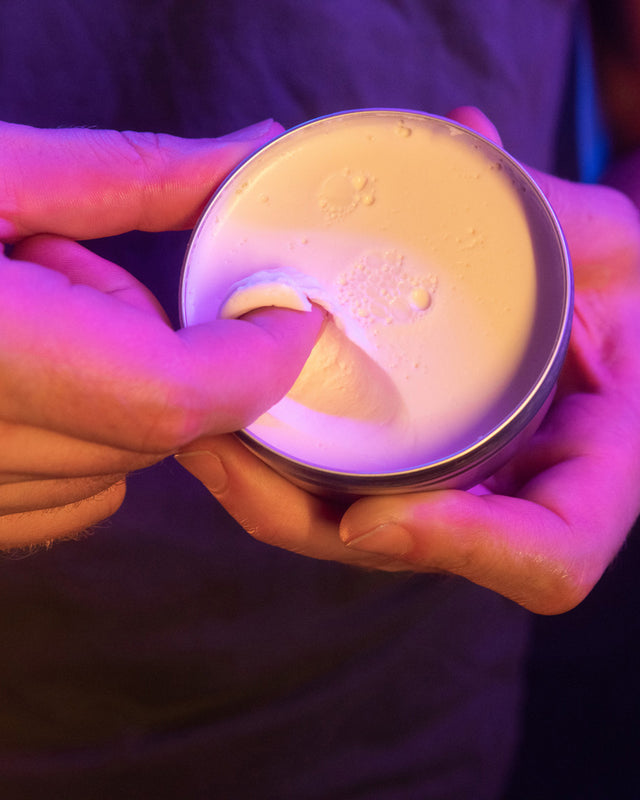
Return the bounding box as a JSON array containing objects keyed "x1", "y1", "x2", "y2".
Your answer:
[{"x1": 180, "y1": 110, "x2": 572, "y2": 496}]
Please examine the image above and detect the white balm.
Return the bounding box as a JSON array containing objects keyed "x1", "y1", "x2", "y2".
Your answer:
[{"x1": 181, "y1": 110, "x2": 572, "y2": 493}]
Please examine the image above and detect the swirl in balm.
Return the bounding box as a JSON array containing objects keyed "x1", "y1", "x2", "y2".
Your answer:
[{"x1": 180, "y1": 110, "x2": 572, "y2": 497}]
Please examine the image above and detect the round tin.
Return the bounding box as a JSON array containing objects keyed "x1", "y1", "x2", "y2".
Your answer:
[{"x1": 180, "y1": 109, "x2": 573, "y2": 499}]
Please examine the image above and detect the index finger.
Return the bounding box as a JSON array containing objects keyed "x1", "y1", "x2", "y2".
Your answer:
[
  {"x1": 527, "y1": 167, "x2": 640, "y2": 289},
  {"x1": 0, "y1": 119, "x2": 283, "y2": 242}
]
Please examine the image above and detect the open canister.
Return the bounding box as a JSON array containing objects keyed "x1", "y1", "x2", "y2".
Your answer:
[{"x1": 180, "y1": 109, "x2": 573, "y2": 499}]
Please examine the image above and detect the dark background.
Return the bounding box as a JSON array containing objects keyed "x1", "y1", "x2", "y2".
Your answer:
[{"x1": 505, "y1": 515, "x2": 640, "y2": 798}]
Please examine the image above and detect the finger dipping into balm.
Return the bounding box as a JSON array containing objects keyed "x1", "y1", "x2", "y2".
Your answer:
[{"x1": 180, "y1": 109, "x2": 572, "y2": 498}]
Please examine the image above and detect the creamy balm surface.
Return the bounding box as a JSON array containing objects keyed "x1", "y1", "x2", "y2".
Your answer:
[{"x1": 181, "y1": 111, "x2": 568, "y2": 475}]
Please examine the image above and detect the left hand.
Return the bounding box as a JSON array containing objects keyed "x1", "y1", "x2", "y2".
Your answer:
[
  {"x1": 176, "y1": 108, "x2": 640, "y2": 615},
  {"x1": 0, "y1": 119, "x2": 325, "y2": 547}
]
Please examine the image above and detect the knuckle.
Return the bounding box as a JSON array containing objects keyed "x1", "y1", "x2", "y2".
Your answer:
[
  {"x1": 117, "y1": 130, "x2": 168, "y2": 173},
  {"x1": 528, "y1": 561, "x2": 596, "y2": 615}
]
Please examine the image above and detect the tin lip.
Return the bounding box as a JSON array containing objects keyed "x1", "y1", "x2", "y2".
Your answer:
[
  {"x1": 235, "y1": 343, "x2": 561, "y2": 489},
  {"x1": 180, "y1": 108, "x2": 573, "y2": 485}
]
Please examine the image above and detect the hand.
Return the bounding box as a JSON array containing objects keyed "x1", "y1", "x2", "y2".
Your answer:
[
  {"x1": 177, "y1": 108, "x2": 640, "y2": 614},
  {"x1": 0, "y1": 120, "x2": 323, "y2": 548}
]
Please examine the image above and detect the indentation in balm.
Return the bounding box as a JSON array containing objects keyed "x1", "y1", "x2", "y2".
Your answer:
[
  {"x1": 220, "y1": 268, "x2": 402, "y2": 423},
  {"x1": 288, "y1": 317, "x2": 401, "y2": 422}
]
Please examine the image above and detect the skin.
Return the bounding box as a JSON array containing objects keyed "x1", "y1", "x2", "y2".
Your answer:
[
  {"x1": 0, "y1": 119, "x2": 324, "y2": 547},
  {"x1": 4, "y1": 110, "x2": 640, "y2": 616},
  {"x1": 177, "y1": 108, "x2": 640, "y2": 615}
]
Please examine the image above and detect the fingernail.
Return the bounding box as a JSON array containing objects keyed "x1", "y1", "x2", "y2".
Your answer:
[
  {"x1": 220, "y1": 119, "x2": 279, "y2": 142},
  {"x1": 174, "y1": 450, "x2": 228, "y2": 494},
  {"x1": 343, "y1": 523, "x2": 413, "y2": 557}
]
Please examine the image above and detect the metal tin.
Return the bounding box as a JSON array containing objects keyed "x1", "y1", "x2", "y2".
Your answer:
[{"x1": 180, "y1": 109, "x2": 573, "y2": 499}]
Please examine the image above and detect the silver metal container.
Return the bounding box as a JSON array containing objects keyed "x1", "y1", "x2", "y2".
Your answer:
[{"x1": 180, "y1": 109, "x2": 573, "y2": 499}]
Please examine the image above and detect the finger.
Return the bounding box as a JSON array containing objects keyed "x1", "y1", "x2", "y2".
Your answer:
[
  {"x1": 340, "y1": 432, "x2": 640, "y2": 614},
  {"x1": 0, "y1": 480, "x2": 126, "y2": 550},
  {"x1": 446, "y1": 106, "x2": 503, "y2": 146},
  {"x1": 11, "y1": 235, "x2": 169, "y2": 318},
  {"x1": 175, "y1": 435, "x2": 409, "y2": 570},
  {"x1": 340, "y1": 491, "x2": 579, "y2": 613},
  {"x1": 0, "y1": 419, "x2": 162, "y2": 481},
  {"x1": 176, "y1": 434, "x2": 346, "y2": 555},
  {"x1": 0, "y1": 119, "x2": 283, "y2": 242},
  {"x1": 526, "y1": 168, "x2": 640, "y2": 288},
  {"x1": 0, "y1": 474, "x2": 125, "y2": 515},
  {"x1": 0, "y1": 253, "x2": 324, "y2": 452}
]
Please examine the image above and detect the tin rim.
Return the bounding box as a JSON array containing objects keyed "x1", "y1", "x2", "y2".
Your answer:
[{"x1": 180, "y1": 108, "x2": 573, "y2": 490}]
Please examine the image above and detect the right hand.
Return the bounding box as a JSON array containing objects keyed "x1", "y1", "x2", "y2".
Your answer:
[
  {"x1": 0, "y1": 120, "x2": 323, "y2": 548},
  {"x1": 177, "y1": 108, "x2": 640, "y2": 615}
]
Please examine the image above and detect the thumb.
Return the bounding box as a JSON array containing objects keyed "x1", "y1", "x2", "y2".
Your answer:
[{"x1": 340, "y1": 490, "x2": 589, "y2": 615}]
